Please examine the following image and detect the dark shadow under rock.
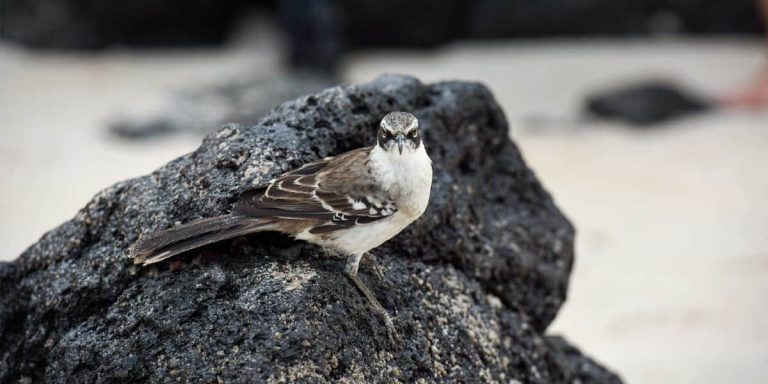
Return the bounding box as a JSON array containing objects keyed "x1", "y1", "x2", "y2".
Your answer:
[{"x1": 0, "y1": 74, "x2": 621, "y2": 383}]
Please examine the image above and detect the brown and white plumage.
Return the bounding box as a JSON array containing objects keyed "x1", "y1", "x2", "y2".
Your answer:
[
  {"x1": 232, "y1": 147, "x2": 398, "y2": 236},
  {"x1": 130, "y1": 111, "x2": 432, "y2": 342}
]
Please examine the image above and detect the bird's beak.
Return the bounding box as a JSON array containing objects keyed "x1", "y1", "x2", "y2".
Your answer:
[{"x1": 396, "y1": 134, "x2": 404, "y2": 155}]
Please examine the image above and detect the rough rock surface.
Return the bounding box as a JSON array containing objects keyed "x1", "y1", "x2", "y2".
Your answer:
[{"x1": 0, "y1": 74, "x2": 621, "y2": 383}]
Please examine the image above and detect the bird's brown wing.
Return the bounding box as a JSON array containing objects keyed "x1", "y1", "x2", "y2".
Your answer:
[{"x1": 232, "y1": 147, "x2": 397, "y2": 234}]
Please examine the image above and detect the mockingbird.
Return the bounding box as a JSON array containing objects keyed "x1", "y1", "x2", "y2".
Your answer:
[{"x1": 131, "y1": 111, "x2": 433, "y2": 342}]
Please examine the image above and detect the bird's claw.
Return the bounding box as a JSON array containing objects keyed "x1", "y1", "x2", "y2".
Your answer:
[
  {"x1": 345, "y1": 265, "x2": 401, "y2": 347},
  {"x1": 362, "y1": 252, "x2": 392, "y2": 288}
]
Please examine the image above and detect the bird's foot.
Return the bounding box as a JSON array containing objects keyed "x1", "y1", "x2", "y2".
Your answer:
[
  {"x1": 362, "y1": 252, "x2": 391, "y2": 288},
  {"x1": 345, "y1": 268, "x2": 402, "y2": 346}
]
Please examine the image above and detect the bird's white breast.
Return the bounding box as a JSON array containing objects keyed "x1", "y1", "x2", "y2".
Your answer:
[
  {"x1": 369, "y1": 143, "x2": 433, "y2": 219},
  {"x1": 326, "y1": 144, "x2": 432, "y2": 255}
]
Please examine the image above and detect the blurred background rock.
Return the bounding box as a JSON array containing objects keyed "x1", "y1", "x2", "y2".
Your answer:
[{"x1": 1, "y1": 0, "x2": 767, "y2": 382}]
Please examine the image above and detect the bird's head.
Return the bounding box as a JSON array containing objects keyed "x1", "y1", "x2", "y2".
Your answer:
[{"x1": 377, "y1": 112, "x2": 421, "y2": 155}]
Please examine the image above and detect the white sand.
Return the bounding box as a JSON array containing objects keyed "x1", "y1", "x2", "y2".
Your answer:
[{"x1": 1, "y1": 38, "x2": 767, "y2": 383}]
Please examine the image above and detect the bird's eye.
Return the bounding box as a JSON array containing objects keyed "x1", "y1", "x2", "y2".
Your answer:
[
  {"x1": 409, "y1": 130, "x2": 419, "y2": 138},
  {"x1": 381, "y1": 131, "x2": 390, "y2": 139}
]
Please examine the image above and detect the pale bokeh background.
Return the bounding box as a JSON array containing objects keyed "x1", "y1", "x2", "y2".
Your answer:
[{"x1": 1, "y1": 38, "x2": 767, "y2": 383}]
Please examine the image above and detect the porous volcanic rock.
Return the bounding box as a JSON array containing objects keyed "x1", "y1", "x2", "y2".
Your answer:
[{"x1": 0, "y1": 74, "x2": 621, "y2": 383}]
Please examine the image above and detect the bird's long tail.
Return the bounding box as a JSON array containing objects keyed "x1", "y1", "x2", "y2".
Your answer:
[{"x1": 130, "y1": 215, "x2": 277, "y2": 265}]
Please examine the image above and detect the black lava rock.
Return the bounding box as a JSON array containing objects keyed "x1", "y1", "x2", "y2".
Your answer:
[
  {"x1": 585, "y1": 81, "x2": 712, "y2": 126},
  {"x1": 0, "y1": 74, "x2": 621, "y2": 383}
]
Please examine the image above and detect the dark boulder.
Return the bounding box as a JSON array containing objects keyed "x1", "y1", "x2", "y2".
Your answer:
[
  {"x1": 0, "y1": 74, "x2": 621, "y2": 383},
  {"x1": 585, "y1": 81, "x2": 712, "y2": 126}
]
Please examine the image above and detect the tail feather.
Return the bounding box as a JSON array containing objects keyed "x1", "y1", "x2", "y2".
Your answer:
[{"x1": 130, "y1": 215, "x2": 276, "y2": 265}]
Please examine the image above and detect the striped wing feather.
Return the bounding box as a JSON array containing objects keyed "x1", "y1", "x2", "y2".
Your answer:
[{"x1": 233, "y1": 147, "x2": 396, "y2": 233}]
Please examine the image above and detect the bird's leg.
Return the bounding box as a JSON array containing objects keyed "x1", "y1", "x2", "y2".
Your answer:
[
  {"x1": 344, "y1": 253, "x2": 401, "y2": 344},
  {"x1": 361, "y1": 252, "x2": 389, "y2": 286}
]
